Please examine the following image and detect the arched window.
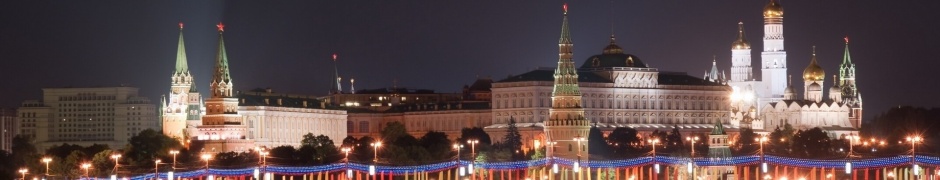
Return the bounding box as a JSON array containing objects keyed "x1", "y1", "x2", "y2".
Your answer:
[{"x1": 359, "y1": 121, "x2": 370, "y2": 133}]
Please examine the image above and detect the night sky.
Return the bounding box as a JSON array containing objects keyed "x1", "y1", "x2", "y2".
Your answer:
[{"x1": 1, "y1": 1, "x2": 938, "y2": 121}]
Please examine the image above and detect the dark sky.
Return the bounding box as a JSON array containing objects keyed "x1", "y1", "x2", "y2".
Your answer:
[{"x1": 1, "y1": 1, "x2": 938, "y2": 121}]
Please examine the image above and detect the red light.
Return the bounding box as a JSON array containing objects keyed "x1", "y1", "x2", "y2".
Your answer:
[
  {"x1": 844, "y1": 36, "x2": 849, "y2": 43},
  {"x1": 333, "y1": 54, "x2": 338, "y2": 61},
  {"x1": 216, "y1": 22, "x2": 225, "y2": 32},
  {"x1": 563, "y1": 3, "x2": 568, "y2": 14},
  {"x1": 179, "y1": 22, "x2": 184, "y2": 29}
]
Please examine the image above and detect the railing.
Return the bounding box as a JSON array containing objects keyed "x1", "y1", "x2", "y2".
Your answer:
[{"x1": 96, "y1": 155, "x2": 938, "y2": 180}]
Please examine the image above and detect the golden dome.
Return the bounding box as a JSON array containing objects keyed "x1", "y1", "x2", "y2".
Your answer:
[
  {"x1": 803, "y1": 49, "x2": 825, "y2": 81},
  {"x1": 763, "y1": 0, "x2": 784, "y2": 18},
  {"x1": 731, "y1": 22, "x2": 750, "y2": 50},
  {"x1": 603, "y1": 35, "x2": 624, "y2": 54}
]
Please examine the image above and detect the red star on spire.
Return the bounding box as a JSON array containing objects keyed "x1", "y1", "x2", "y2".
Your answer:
[
  {"x1": 563, "y1": 3, "x2": 568, "y2": 14},
  {"x1": 216, "y1": 22, "x2": 225, "y2": 32},
  {"x1": 844, "y1": 36, "x2": 850, "y2": 44},
  {"x1": 179, "y1": 22, "x2": 184, "y2": 29},
  {"x1": 332, "y1": 53, "x2": 338, "y2": 61}
]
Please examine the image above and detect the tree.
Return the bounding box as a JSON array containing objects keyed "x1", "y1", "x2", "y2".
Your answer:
[
  {"x1": 269, "y1": 146, "x2": 298, "y2": 165},
  {"x1": 419, "y1": 131, "x2": 452, "y2": 162},
  {"x1": 341, "y1": 136, "x2": 358, "y2": 147},
  {"x1": 664, "y1": 125, "x2": 684, "y2": 154},
  {"x1": 768, "y1": 124, "x2": 795, "y2": 155},
  {"x1": 607, "y1": 127, "x2": 641, "y2": 157},
  {"x1": 380, "y1": 121, "x2": 408, "y2": 142},
  {"x1": 0, "y1": 150, "x2": 16, "y2": 180},
  {"x1": 791, "y1": 128, "x2": 833, "y2": 158},
  {"x1": 90, "y1": 150, "x2": 114, "y2": 176},
  {"x1": 124, "y1": 129, "x2": 182, "y2": 166},
  {"x1": 301, "y1": 133, "x2": 340, "y2": 164},
  {"x1": 62, "y1": 150, "x2": 87, "y2": 178},
  {"x1": 11, "y1": 135, "x2": 40, "y2": 174},
  {"x1": 587, "y1": 126, "x2": 612, "y2": 158},
  {"x1": 457, "y1": 127, "x2": 492, "y2": 146},
  {"x1": 501, "y1": 116, "x2": 523, "y2": 161},
  {"x1": 351, "y1": 136, "x2": 376, "y2": 162},
  {"x1": 733, "y1": 128, "x2": 759, "y2": 155}
]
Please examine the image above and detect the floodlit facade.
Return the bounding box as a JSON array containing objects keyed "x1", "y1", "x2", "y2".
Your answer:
[
  {"x1": 239, "y1": 89, "x2": 347, "y2": 148},
  {"x1": 488, "y1": 5, "x2": 733, "y2": 153},
  {"x1": 17, "y1": 87, "x2": 157, "y2": 150}
]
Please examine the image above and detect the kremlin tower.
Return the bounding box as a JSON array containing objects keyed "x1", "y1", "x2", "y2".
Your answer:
[{"x1": 543, "y1": 4, "x2": 591, "y2": 161}]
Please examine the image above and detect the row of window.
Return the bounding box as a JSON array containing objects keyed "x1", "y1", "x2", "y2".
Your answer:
[
  {"x1": 346, "y1": 121, "x2": 370, "y2": 133},
  {"x1": 496, "y1": 98, "x2": 725, "y2": 111},
  {"x1": 57, "y1": 95, "x2": 117, "y2": 101}
]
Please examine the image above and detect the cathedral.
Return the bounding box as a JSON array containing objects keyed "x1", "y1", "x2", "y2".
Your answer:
[{"x1": 713, "y1": 0, "x2": 863, "y2": 136}]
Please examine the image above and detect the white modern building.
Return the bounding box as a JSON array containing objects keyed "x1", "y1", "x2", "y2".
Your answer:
[
  {"x1": 0, "y1": 108, "x2": 17, "y2": 152},
  {"x1": 17, "y1": 87, "x2": 158, "y2": 150}
]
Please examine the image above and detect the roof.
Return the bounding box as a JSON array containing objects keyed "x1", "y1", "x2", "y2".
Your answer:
[
  {"x1": 579, "y1": 53, "x2": 647, "y2": 69},
  {"x1": 710, "y1": 121, "x2": 727, "y2": 135},
  {"x1": 497, "y1": 69, "x2": 612, "y2": 83},
  {"x1": 658, "y1": 72, "x2": 725, "y2": 86},
  {"x1": 467, "y1": 78, "x2": 493, "y2": 92},
  {"x1": 354, "y1": 88, "x2": 437, "y2": 94},
  {"x1": 345, "y1": 101, "x2": 491, "y2": 114},
  {"x1": 237, "y1": 91, "x2": 337, "y2": 109}
]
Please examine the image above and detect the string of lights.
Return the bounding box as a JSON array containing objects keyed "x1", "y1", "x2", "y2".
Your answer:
[{"x1": 109, "y1": 155, "x2": 940, "y2": 180}]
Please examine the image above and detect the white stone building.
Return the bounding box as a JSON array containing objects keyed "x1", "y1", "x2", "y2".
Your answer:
[
  {"x1": 715, "y1": 0, "x2": 862, "y2": 135},
  {"x1": 488, "y1": 5, "x2": 733, "y2": 152},
  {"x1": 17, "y1": 87, "x2": 157, "y2": 150},
  {"x1": 239, "y1": 90, "x2": 347, "y2": 148}
]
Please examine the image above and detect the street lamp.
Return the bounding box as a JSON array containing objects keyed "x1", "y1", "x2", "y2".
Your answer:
[
  {"x1": 371, "y1": 142, "x2": 382, "y2": 163},
  {"x1": 907, "y1": 136, "x2": 923, "y2": 178},
  {"x1": 453, "y1": 143, "x2": 464, "y2": 167},
  {"x1": 201, "y1": 153, "x2": 212, "y2": 176},
  {"x1": 648, "y1": 138, "x2": 660, "y2": 174},
  {"x1": 41, "y1": 157, "x2": 52, "y2": 175},
  {"x1": 756, "y1": 135, "x2": 769, "y2": 173},
  {"x1": 169, "y1": 150, "x2": 179, "y2": 170},
  {"x1": 467, "y1": 140, "x2": 479, "y2": 160},
  {"x1": 573, "y1": 136, "x2": 586, "y2": 173},
  {"x1": 546, "y1": 140, "x2": 558, "y2": 174},
  {"x1": 155, "y1": 159, "x2": 162, "y2": 179},
  {"x1": 111, "y1": 154, "x2": 122, "y2": 174},
  {"x1": 686, "y1": 136, "x2": 700, "y2": 179},
  {"x1": 342, "y1": 147, "x2": 352, "y2": 179},
  {"x1": 81, "y1": 163, "x2": 91, "y2": 178},
  {"x1": 18, "y1": 168, "x2": 27, "y2": 180}
]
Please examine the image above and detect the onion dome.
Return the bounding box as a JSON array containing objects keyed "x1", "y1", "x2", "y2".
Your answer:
[
  {"x1": 603, "y1": 35, "x2": 624, "y2": 54},
  {"x1": 807, "y1": 82, "x2": 822, "y2": 91},
  {"x1": 830, "y1": 75, "x2": 841, "y2": 91},
  {"x1": 731, "y1": 22, "x2": 750, "y2": 50},
  {"x1": 784, "y1": 84, "x2": 796, "y2": 94},
  {"x1": 803, "y1": 47, "x2": 825, "y2": 81},
  {"x1": 763, "y1": 0, "x2": 784, "y2": 18}
]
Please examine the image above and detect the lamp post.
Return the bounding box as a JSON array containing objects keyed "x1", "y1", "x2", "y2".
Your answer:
[
  {"x1": 41, "y1": 157, "x2": 52, "y2": 176},
  {"x1": 454, "y1": 143, "x2": 463, "y2": 179},
  {"x1": 573, "y1": 136, "x2": 586, "y2": 173},
  {"x1": 648, "y1": 138, "x2": 660, "y2": 174},
  {"x1": 111, "y1": 154, "x2": 122, "y2": 174},
  {"x1": 155, "y1": 159, "x2": 162, "y2": 179},
  {"x1": 756, "y1": 135, "x2": 769, "y2": 173},
  {"x1": 907, "y1": 136, "x2": 923, "y2": 178},
  {"x1": 686, "y1": 136, "x2": 699, "y2": 179},
  {"x1": 371, "y1": 142, "x2": 383, "y2": 163},
  {"x1": 467, "y1": 140, "x2": 479, "y2": 178},
  {"x1": 201, "y1": 154, "x2": 212, "y2": 177},
  {"x1": 342, "y1": 147, "x2": 352, "y2": 179},
  {"x1": 18, "y1": 168, "x2": 27, "y2": 180},
  {"x1": 81, "y1": 163, "x2": 91, "y2": 178},
  {"x1": 546, "y1": 140, "x2": 558, "y2": 175},
  {"x1": 169, "y1": 150, "x2": 179, "y2": 170}
]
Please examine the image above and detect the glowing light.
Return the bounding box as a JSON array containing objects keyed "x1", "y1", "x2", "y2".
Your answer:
[
  {"x1": 552, "y1": 163, "x2": 559, "y2": 174},
  {"x1": 573, "y1": 162, "x2": 580, "y2": 173},
  {"x1": 179, "y1": 22, "x2": 184, "y2": 29},
  {"x1": 562, "y1": 3, "x2": 568, "y2": 14},
  {"x1": 762, "y1": 162, "x2": 768, "y2": 173},
  {"x1": 333, "y1": 54, "x2": 338, "y2": 61},
  {"x1": 845, "y1": 162, "x2": 852, "y2": 174},
  {"x1": 369, "y1": 165, "x2": 376, "y2": 175},
  {"x1": 654, "y1": 163, "x2": 660, "y2": 174},
  {"x1": 216, "y1": 22, "x2": 225, "y2": 32}
]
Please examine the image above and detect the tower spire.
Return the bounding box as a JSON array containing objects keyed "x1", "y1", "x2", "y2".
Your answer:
[
  {"x1": 332, "y1": 54, "x2": 342, "y2": 94},
  {"x1": 175, "y1": 22, "x2": 188, "y2": 74},
  {"x1": 545, "y1": 3, "x2": 590, "y2": 161},
  {"x1": 211, "y1": 22, "x2": 233, "y2": 98}
]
